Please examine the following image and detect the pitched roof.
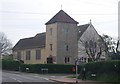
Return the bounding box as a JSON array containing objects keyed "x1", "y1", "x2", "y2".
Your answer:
[
  {"x1": 77, "y1": 24, "x2": 90, "y2": 39},
  {"x1": 45, "y1": 10, "x2": 78, "y2": 25},
  {"x1": 13, "y1": 33, "x2": 46, "y2": 50}
]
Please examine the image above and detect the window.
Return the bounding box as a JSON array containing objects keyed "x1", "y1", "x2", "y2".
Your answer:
[
  {"x1": 64, "y1": 57, "x2": 70, "y2": 63},
  {"x1": 26, "y1": 51, "x2": 31, "y2": 60},
  {"x1": 50, "y1": 44, "x2": 52, "y2": 51},
  {"x1": 36, "y1": 50, "x2": 41, "y2": 60},
  {"x1": 65, "y1": 57, "x2": 67, "y2": 63},
  {"x1": 50, "y1": 28, "x2": 52, "y2": 35},
  {"x1": 68, "y1": 57, "x2": 70, "y2": 62},
  {"x1": 47, "y1": 56, "x2": 53, "y2": 64},
  {"x1": 66, "y1": 45, "x2": 68, "y2": 51},
  {"x1": 17, "y1": 51, "x2": 21, "y2": 60},
  {"x1": 84, "y1": 58, "x2": 86, "y2": 62}
]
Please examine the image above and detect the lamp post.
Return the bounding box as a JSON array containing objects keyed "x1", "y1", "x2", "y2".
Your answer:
[
  {"x1": 75, "y1": 59, "x2": 79, "y2": 83},
  {"x1": 75, "y1": 57, "x2": 86, "y2": 83}
]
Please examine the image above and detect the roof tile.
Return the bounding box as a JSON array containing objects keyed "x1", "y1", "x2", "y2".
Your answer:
[
  {"x1": 46, "y1": 10, "x2": 78, "y2": 25},
  {"x1": 13, "y1": 33, "x2": 46, "y2": 50},
  {"x1": 77, "y1": 24, "x2": 90, "y2": 39}
]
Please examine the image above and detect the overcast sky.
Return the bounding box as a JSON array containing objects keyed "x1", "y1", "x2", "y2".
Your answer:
[{"x1": 0, "y1": 0, "x2": 119, "y2": 45}]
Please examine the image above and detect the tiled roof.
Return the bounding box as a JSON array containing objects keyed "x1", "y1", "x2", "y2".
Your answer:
[
  {"x1": 13, "y1": 33, "x2": 46, "y2": 50},
  {"x1": 77, "y1": 24, "x2": 90, "y2": 39},
  {"x1": 45, "y1": 10, "x2": 78, "y2": 25},
  {"x1": 13, "y1": 24, "x2": 91, "y2": 50}
]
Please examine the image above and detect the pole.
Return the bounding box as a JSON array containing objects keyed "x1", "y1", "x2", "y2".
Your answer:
[{"x1": 76, "y1": 61, "x2": 78, "y2": 83}]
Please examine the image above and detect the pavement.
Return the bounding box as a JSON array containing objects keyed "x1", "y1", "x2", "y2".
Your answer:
[{"x1": 49, "y1": 75, "x2": 112, "y2": 84}]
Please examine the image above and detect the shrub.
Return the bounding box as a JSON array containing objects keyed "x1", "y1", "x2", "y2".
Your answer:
[
  {"x1": 80, "y1": 60, "x2": 120, "y2": 83},
  {"x1": 83, "y1": 60, "x2": 120, "y2": 74},
  {"x1": 20, "y1": 64, "x2": 77, "y2": 74},
  {"x1": 2, "y1": 59, "x2": 20, "y2": 71}
]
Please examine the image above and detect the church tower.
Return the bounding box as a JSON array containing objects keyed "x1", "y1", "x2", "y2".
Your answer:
[{"x1": 45, "y1": 10, "x2": 78, "y2": 64}]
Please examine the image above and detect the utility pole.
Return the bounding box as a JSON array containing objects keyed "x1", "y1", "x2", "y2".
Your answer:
[{"x1": 75, "y1": 59, "x2": 79, "y2": 83}]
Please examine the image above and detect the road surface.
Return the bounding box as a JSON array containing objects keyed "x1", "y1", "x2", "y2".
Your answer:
[{"x1": 2, "y1": 70, "x2": 61, "y2": 84}]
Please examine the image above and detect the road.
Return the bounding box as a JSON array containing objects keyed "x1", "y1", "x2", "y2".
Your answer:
[{"x1": 2, "y1": 70, "x2": 62, "y2": 84}]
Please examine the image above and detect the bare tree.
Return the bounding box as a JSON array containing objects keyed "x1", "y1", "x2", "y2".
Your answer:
[
  {"x1": 80, "y1": 36, "x2": 106, "y2": 62},
  {"x1": 0, "y1": 32, "x2": 12, "y2": 57},
  {"x1": 78, "y1": 26, "x2": 107, "y2": 62}
]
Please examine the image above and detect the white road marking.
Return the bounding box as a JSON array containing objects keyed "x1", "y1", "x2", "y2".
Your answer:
[
  {"x1": 9, "y1": 77, "x2": 22, "y2": 82},
  {"x1": 12, "y1": 73, "x2": 35, "y2": 80},
  {"x1": 33, "y1": 76, "x2": 54, "y2": 82},
  {"x1": 4, "y1": 71, "x2": 54, "y2": 82},
  {"x1": 17, "y1": 80, "x2": 22, "y2": 82},
  {"x1": 12, "y1": 74, "x2": 53, "y2": 82}
]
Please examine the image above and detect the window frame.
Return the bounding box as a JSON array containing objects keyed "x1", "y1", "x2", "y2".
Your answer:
[
  {"x1": 17, "y1": 51, "x2": 21, "y2": 60},
  {"x1": 50, "y1": 44, "x2": 53, "y2": 51},
  {"x1": 50, "y1": 28, "x2": 52, "y2": 35},
  {"x1": 26, "y1": 50, "x2": 31, "y2": 60},
  {"x1": 64, "y1": 57, "x2": 70, "y2": 63},
  {"x1": 66, "y1": 45, "x2": 68, "y2": 51},
  {"x1": 36, "y1": 49, "x2": 41, "y2": 60}
]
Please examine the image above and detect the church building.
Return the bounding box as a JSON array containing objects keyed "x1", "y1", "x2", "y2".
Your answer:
[{"x1": 13, "y1": 10, "x2": 106, "y2": 64}]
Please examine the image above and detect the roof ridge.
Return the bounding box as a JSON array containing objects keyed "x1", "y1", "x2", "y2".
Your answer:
[
  {"x1": 35, "y1": 32, "x2": 46, "y2": 37},
  {"x1": 20, "y1": 36, "x2": 34, "y2": 40},
  {"x1": 78, "y1": 23, "x2": 90, "y2": 27},
  {"x1": 46, "y1": 10, "x2": 78, "y2": 25},
  {"x1": 13, "y1": 33, "x2": 46, "y2": 50},
  {"x1": 19, "y1": 32, "x2": 46, "y2": 40}
]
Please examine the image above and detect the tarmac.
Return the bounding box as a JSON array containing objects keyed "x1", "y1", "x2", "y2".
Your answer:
[
  {"x1": 49, "y1": 75, "x2": 112, "y2": 84},
  {"x1": 3, "y1": 70, "x2": 113, "y2": 84}
]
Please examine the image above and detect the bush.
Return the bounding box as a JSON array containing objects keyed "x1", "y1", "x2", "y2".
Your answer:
[
  {"x1": 2, "y1": 59, "x2": 20, "y2": 71},
  {"x1": 2, "y1": 59, "x2": 80, "y2": 74},
  {"x1": 20, "y1": 64, "x2": 77, "y2": 74},
  {"x1": 83, "y1": 60, "x2": 120, "y2": 74},
  {"x1": 80, "y1": 60, "x2": 120, "y2": 83}
]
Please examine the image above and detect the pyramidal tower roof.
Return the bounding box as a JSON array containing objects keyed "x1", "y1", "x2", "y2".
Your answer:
[{"x1": 45, "y1": 10, "x2": 78, "y2": 25}]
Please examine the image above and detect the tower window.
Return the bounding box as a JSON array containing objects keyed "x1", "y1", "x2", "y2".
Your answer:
[
  {"x1": 68, "y1": 57, "x2": 70, "y2": 62},
  {"x1": 64, "y1": 57, "x2": 70, "y2": 63},
  {"x1": 65, "y1": 57, "x2": 67, "y2": 63},
  {"x1": 50, "y1": 44, "x2": 53, "y2": 51},
  {"x1": 50, "y1": 28, "x2": 52, "y2": 35},
  {"x1": 66, "y1": 45, "x2": 68, "y2": 51}
]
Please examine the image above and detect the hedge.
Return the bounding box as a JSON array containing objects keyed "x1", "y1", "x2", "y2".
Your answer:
[
  {"x1": 20, "y1": 64, "x2": 77, "y2": 74},
  {"x1": 2, "y1": 59, "x2": 79, "y2": 73},
  {"x1": 81, "y1": 60, "x2": 120, "y2": 83},
  {"x1": 2, "y1": 59, "x2": 20, "y2": 71},
  {"x1": 83, "y1": 60, "x2": 120, "y2": 74},
  {"x1": 2, "y1": 59, "x2": 120, "y2": 76}
]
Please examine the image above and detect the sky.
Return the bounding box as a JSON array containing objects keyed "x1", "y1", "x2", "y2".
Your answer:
[{"x1": 0, "y1": 0, "x2": 119, "y2": 46}]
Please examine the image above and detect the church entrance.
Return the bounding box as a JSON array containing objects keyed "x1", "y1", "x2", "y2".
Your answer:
[{"x1": 47, "y1": 56, "x2": 53, "y2": 64}]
